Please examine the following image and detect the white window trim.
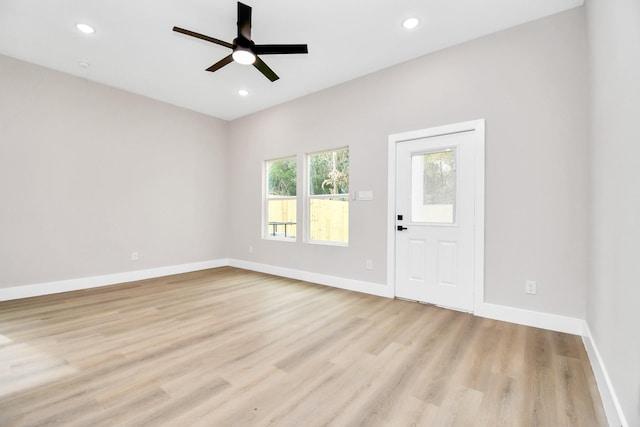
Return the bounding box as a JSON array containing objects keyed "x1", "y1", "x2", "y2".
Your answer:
[
  {"x1": 263, "y1": 156, "x2": 297, "y2": 242},
  {"x1": 304, "y1": 147, "x2": 350, "y2": 246}
]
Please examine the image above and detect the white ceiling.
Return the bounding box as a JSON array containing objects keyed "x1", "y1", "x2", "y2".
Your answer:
[{"x1": 0, "y1": 0, "x2": 582, "y2": 121}]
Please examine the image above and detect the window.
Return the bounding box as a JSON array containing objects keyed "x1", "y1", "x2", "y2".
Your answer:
[
  {"x1": 411, "y1": 149, "x2": 456, "y2": 224},
  {"x1": 265, "y1": 157, "x2": 297, "y2": 240},
  {"x1": 307, "y1": 148, "x2": 349, "y2": 245}
]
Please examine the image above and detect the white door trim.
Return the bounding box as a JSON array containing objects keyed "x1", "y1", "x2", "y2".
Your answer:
[{"x1": 387, "y1": 119, "x2": 485, "y2": 313}]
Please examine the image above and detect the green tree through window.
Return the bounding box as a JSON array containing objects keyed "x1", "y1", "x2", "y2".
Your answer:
[
  {"x1": 423, "y1": 151, "x2": 454, "y2": 205},
  {"x1": 309, "y1": 149, "x2": 349, "y2": 195},
  {"x1": 268, "y1": 158, "x2": 296, "y2": 197}
]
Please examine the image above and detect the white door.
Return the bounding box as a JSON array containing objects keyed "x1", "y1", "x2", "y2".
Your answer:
[{"x1": 394, "y1": 129, "x2": 477, "y2": 311}]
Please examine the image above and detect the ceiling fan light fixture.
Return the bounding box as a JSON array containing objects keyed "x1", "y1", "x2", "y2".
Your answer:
[
  {"x1": 402, "y1": 17, "x2": 420, "y2": 30},
  {"x1": 232, "y1": 48, "x2": 256, "y2": 65},
  {"x1": 75, "y1": 23, "x2": 95, "y2": 34}
]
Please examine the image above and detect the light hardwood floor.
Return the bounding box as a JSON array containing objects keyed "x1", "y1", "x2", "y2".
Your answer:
[{"x1": 0, "y1": 267, "x2": 606, "y2": 426}]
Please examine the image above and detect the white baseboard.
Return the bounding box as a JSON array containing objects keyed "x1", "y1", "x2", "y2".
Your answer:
[
  {"x1": 228, "y1": 263, "x2": 586, "y2": 339},
  {"x1": 582, "y1": 324, "x2": 627, "y2": 427},
  {"x1": 1, "y1": 259, "x2": 392, "y2": 302},
  {"x1": 0, "y1": 259, "x2": 229, "y2": 301},
  {"x1": 475, "y1": 303, "x2": 628, "y2": 426},
  {"x1": 474, "y1": 302, "x2": 586, "y2": 336},
  {"x1": 3, "y1": 260, "x2": 588, "y2": 337},
  {"x1": 228, "y1": 259, "x2": 394, "y2": 299}
]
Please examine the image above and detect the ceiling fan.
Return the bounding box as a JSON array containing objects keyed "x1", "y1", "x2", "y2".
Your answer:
[{"x1": 173, "y1": 1, "x2": 308, "y2": 82}]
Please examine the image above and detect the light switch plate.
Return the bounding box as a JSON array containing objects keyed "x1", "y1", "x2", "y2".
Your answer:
[{"x1": 358, "y1": 190, "x2": 374, "y2": 201}]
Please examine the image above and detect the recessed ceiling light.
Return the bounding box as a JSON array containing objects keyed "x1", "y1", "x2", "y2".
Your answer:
[
  {"x1": 75, "y1": 23, "x2": 95, "y2": 34},
  {"x1": 238, "y1": 89, "x2": 249, "y2": 97},
  {"x1": 78, "y1": 60, "x2": 90, "y2": 68},
  {"x1": 402, "y1": 17, "x2": 420, "y2": 30}
]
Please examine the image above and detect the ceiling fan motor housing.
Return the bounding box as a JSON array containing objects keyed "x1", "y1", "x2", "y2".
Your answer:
[{"x1": 233, "y1": 37, "x2": 254, "y2": 51}]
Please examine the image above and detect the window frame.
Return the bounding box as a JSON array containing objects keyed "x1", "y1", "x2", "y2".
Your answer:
[
  {"x1": 410, "y1": 146, "x2": 458, "y2": 226},
  {"x1": 304, "y1": 147, "x2": 350, "y2": 247},
  {"x1": 263, "y1": 155, "x2": 298, "y2": 242}
]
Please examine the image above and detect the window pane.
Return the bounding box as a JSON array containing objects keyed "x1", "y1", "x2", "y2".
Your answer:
[
  {"x1": 265, "y1": 157, "x2": 296, "y2": 240},
  {"x1": 268, "y1": 158, "x2": 296, "y2": 197},
  {"x1": 309, "y1": 197, "x2": 349, "y2": 243},
  {"x1": 307, "y1": 148, "x2": 349, "y2": 244},
  {"x1": 411, "y1": 150, "x2": 456, "y2": 223},
  {"x1": 309, "y1": 148, "x2": 349, "y2": 196},
  {"x1": 267, "y1": 199, "x2": 296, "y2": 239}
]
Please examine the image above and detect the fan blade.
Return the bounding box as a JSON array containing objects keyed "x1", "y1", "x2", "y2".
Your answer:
[
  {"x1": 206, "y1": 55, "x2": 234, "y2": 72},
  {"x1": 173, "y1": 26, "x2": 233, "y2": 49},
  {"x1": 237, "y1": 2, "x2": 252, "y2": 41},
  {"x1": 254, "y1": 44, "x2": 308, "y2": 55},
  {"x1": 254, "y1": 56, "x2": 279, "y2": 82}
]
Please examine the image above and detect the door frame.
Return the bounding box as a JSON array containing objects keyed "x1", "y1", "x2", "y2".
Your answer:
[{"x1": 387, "y1": 119, "x2": 485, "y2": 312}]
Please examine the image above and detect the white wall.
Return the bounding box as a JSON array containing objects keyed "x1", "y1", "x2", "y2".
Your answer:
[
  {"x1": 586, "y1": 0, "x2": 640, "y2": 425},
  {"x1": 228, "y1": 8, "x2": 589, "y2": 318},
  {"x1": 0, "y1": 54, "x2": 230, "y2": 287}
]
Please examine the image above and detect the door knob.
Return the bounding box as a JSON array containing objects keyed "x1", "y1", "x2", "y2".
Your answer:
[{"x1": 397, "y1": 225, "x2": 407, "y2": 231}]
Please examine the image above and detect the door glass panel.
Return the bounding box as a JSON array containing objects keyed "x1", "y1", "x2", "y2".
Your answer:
[{"x1": 411, "y1": 149, "x2": 456, "y2": 223}]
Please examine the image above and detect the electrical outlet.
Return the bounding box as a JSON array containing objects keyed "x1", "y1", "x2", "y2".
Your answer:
[
  {"x1": 249, "y1": 245, "x2": 253, "y2": 253},
  {"x1": 131, "y1": 251, "x2": 139, "y2": 261},
  {"x1": 366, "y1": 259, "x2": 373, "y2": 270},
  {"x1": 525, "y1": 280, "x2": 537, "y2": 295}
]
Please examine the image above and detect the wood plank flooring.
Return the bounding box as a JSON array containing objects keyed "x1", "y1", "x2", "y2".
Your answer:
[{"x1": 0, "y1": 267, "x2": 607, "y2": 426}]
